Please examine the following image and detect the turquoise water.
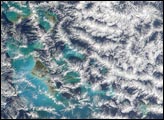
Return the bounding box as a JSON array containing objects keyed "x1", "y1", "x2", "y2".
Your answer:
[
  {"x1": 12, "y1": 55, "x2": 35, "y2": 72},
  {"x1": 3, "y1": 1, "x2": 31, "y2": 23},
  {"x1": 4, "y1": 13, "x2": 115, "y2": 120},
  {"x1": 37, "y1": 9, "x2": 57, "y2": 31},
  {"x1": 63, "y1": 44, "x2": 86, "y2": 61},
  {"x1": 2, "y1": 1, "x2": 163, "y2": 119},
  {"x1": 64, "y1": 71, "x2": 80, "y2": 83},
  {"x1": 5, "y1": 11, "x2": 19, "y2": 23}
]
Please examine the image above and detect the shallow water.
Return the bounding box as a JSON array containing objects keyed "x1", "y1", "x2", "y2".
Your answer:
[{"x1": 1, "y1": 1, "x2": 163, "y2": 119}]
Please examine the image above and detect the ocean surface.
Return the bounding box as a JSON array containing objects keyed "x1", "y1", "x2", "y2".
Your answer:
[{"x1": 1, "y1": 1, "x2": 163, "y2": 119}]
